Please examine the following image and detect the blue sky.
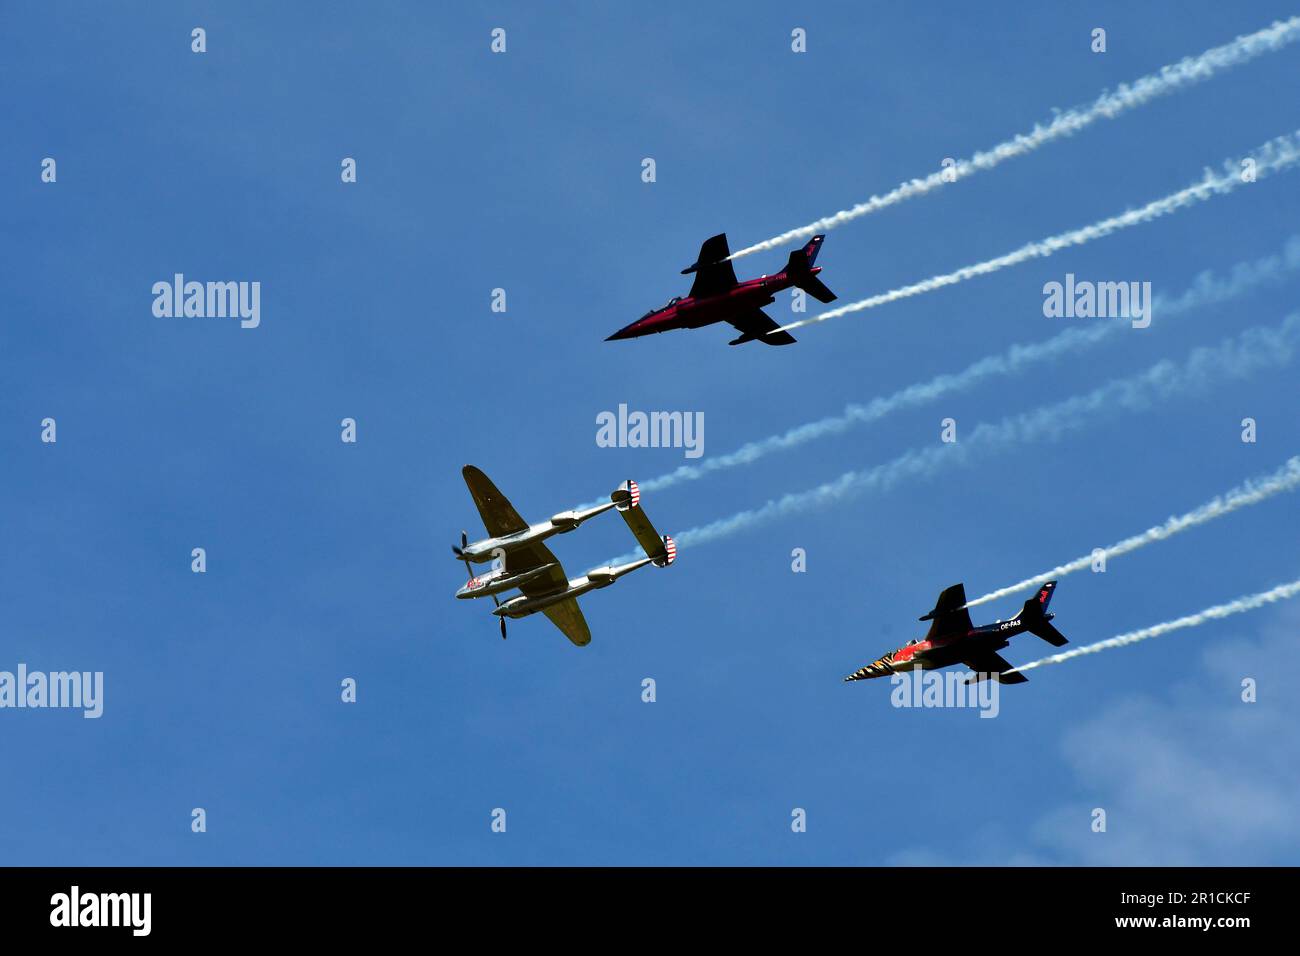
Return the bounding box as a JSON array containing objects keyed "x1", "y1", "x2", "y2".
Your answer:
[{"x1": 2, "y1": 2, "x2": 1298, "y2": 865}]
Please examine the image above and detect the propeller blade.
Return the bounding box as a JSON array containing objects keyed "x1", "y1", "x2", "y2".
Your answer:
[
  {"x1": 461, "y1": 530, "x2": 468, "y2": 548},
  {"x1": 499, "y1": 618, "x2": 507, "y2": 640}
]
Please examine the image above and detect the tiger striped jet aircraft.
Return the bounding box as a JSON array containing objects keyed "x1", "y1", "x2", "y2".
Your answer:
[
  {"x1": 606, "y1": 232, "x2": 836, "y2": 346},
  {"x1": 843, "y1": 582, "x2": 1068, "y2": 685},
  {"x1": 454, "y1": 465, "x2": 676, "y2": 645}
]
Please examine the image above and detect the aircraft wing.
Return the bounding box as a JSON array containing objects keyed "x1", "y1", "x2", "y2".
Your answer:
[
  {"x1": 541, "y1": 597, "x2": 592, "y2": 647},
  {"x1": 962, "y1": 650, "x2": 1028, "y2": 684},
  {"x1": 504, "y1": 541, "x2": 588, "y2": 645},
  {"x1": 921, "y1": 582, "x2": 974, "y2": 640},
  {"x1": 491, "y1": 533, "x2": 587, "y2": 644},
  {"x1": 726, "y1": 308, "x2": 797, "y2": 346},
  {"x1": 506, "y1": 540, "x2": 569, "y2": 597},
  {"x1": 462, "y1": 465, "x2": 529, "y2": 537},
  {"x1": 685, "y1": 234, "x2": 739, "y2": 299}
]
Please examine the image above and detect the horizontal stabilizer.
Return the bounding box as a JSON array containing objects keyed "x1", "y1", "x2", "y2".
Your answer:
[
  {"x1": 798, "y1": 274, "x2": 837, "y2": 304},
  {"x1": 1030, "y1": 620, "x2": 1068, "y2": 647},
  {"x1": 614, "y1": 482, "x2": 671, "y2": 562}
]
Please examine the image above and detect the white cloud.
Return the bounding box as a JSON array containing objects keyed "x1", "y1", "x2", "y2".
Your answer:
[{"x1": 888, "y1": 603, "x2": 1300, "y2": 865}]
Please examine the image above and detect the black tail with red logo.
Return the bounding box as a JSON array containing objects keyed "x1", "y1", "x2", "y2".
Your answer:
[
  {"x1": 1019, "y1": 581, "x2": 1068, "y2": 646},
  {"x1": 784, "y1": 235, "x2": 837, "y2": 303}
]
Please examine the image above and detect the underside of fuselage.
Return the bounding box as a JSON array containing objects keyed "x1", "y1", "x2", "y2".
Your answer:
[
  {"x1": 609, "y1": 286, "x2": 780, "y2": 340},
  {"x1": 850, "y1": 627, "x2": 1021, "y2": 680},
  {"x1": 496, "y1": 576, "x2": 597, "y2": 618}
]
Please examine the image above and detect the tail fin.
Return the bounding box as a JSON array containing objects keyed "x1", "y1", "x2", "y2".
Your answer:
[
  {"x1": 1017, "y1": 581, "x2": 1068, "y2": 647},
  {"x1": 652, "y1": 534, "x2": 677, "y2": 568},
  {"x1": 800, "y1": 235, "x2": 825, "y2": 268},
  {"x1": 611, "y1": 478, "x2": 640, "y2": 512},
  {"x1": 784, "y1": 235, "x2": 836, "y2": 303}
]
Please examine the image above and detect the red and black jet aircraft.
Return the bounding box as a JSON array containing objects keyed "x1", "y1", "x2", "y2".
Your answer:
[
  {"x1": 606, "y1": 233, "x2": 836, "y2": 346},
  {"x1": 844, "y1": 581, "x2": 1068, "y2": 685}
]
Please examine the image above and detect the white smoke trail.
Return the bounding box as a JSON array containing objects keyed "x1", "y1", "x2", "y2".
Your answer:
[
  {"x1": 626, "y1": 237, "x2": 1300, "y2": 498},
  {"x1": 1006, "y1": 578, "x2": 1300, "y2": 676},
  {"x1": 602, "y1": 314, "x2": 1300, "y2": 563},
  {"x1": 729, "y1": 17, "x2": 1300, "y2": 259},
  {"x1": 775, "y1": 131, "x2": 1300, "y2": 335},
  {"x1": 967, "y1": 456, "x2": 1300, "y2": 608}
]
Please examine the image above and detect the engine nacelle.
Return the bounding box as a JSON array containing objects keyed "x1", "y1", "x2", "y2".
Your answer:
[
  {"x1": 492, "y1": 595, "x2": 528, "y2": 617},
  {"x1": 550, "y1": 510, "x2": 580, "y2": 528},
  {"x1": 586, "y1": 567, "x2": 616, "y2": 584}
]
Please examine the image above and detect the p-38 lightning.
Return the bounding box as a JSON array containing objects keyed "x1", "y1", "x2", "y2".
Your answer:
[
  {"x1": 844, "y1": 581, "x2": 1068, "y2": 685},
  {"x1": 606, "y1": 232, "x2": 836, "y2": 346},
  {"x1": 453, "y1": 465, "x2": 676, "y2": 645}
]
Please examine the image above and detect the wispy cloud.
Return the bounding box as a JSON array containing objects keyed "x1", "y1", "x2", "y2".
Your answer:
[{"x1": 890, "y1": 604, "x2": 1300, "y2": 865}]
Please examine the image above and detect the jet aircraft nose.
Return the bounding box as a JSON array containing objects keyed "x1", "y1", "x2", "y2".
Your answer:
[{"x1": 843, "y1": 650, "x2": 899, "y2": 681}]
